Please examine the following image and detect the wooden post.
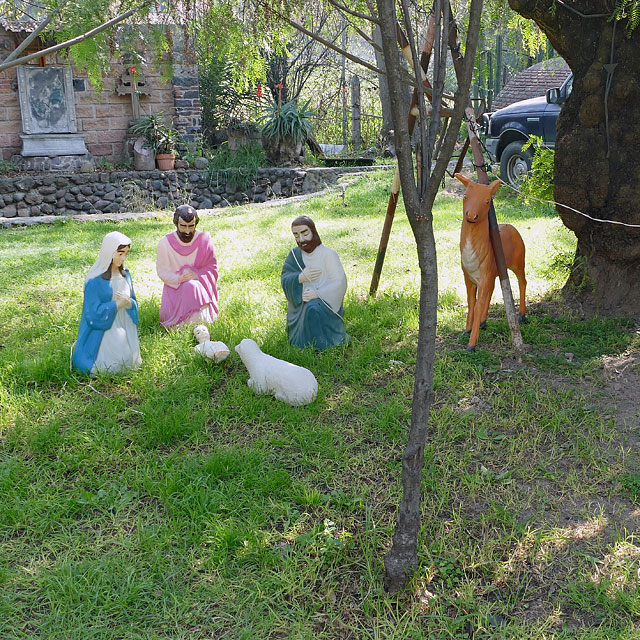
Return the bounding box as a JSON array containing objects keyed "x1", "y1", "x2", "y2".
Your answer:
[
  {"x1": 341, "y1": 17, "x2": 348, "y2": 147},
  {"x1": 369, "y1": 15, "x2": 436, "y2": 297},
  {"x1": 351, "y1": 75, "x2": 362, "y2": 151}
]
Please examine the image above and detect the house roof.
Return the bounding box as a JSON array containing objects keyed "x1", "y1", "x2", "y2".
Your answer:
[
  {"x1": 0, "y1": 17, "x2": 37, "y2": 33},
  {"x1": 492, "y1": 57, "x2": 571, "y2": 111}
]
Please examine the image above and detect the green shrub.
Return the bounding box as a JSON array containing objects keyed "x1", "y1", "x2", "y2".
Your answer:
[
  {"x1": 520, "y1": 135, "x2": 555, "y2": 203},
  {"x1": 207, "y1": 142, "x2": 266, "y2": 190}
]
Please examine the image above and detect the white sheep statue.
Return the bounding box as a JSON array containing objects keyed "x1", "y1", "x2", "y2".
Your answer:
[{"x1": 234, "y1": 338, "x2": 318, "y2": 407}]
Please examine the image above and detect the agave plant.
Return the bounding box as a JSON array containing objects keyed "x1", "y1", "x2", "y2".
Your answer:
[
  {"x1": 129, "y1": 112, "x2": 179, "y2": 154},
  {"x1": 260, "y1": 99, "x2": 313, "y2": 144}
]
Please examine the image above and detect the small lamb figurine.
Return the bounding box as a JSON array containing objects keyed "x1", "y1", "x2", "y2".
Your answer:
[
  {"x1": 235, "y1": 338, "x2": 318, "y2": 406},
  {"x1": 193, "y1": 325, "x2": 230, "y2": 363}
]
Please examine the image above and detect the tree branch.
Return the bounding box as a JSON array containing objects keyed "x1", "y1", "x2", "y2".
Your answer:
[
  {"x1": 326, "y1": 0, "x2": 380, "y2": 24},
  {"x1": 0, "y1": 1, "x2": 151, "y2": 72},
  {"x1": 276, "y1": 12, "x2": 386, "y2": 77},
  {"x1": 3, "y1": 0, "x2": 71, "y2": 66}
]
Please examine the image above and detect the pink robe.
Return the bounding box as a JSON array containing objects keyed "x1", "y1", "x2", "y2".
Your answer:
[{"x1": 156, "y1": 230, "x2": 219, "y2": 327}]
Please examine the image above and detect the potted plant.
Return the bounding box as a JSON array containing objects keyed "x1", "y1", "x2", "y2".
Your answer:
[
  {"x1": 260, "y1": 99, "x2": 313, "y2": 165},
  {"x1": 129, "y1": 112, "x2": 179, "y2": 170},
  {"x1": 154, "y1": 126, "x2": 179, "y2": 170}
]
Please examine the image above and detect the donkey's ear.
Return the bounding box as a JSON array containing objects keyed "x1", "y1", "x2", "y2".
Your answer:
[
  {"x1": 455, "y1": 173, "x2": 470, "y2": 187},
  {"x1": 489, "y1": 179, "x2": 502, "y2": 196}
]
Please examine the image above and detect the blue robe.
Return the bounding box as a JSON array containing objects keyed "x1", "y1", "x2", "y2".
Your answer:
[
  {"x1": 281, "y1": 247, "x2": 348, "y2": 350},
  {"x1": 72, "y1": 270, "x2": 139, "y2": 374}
]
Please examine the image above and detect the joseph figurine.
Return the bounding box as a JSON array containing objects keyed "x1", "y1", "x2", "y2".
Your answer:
[{"x1": 281, "y1": 216, "x2": 349, "y2": 350}]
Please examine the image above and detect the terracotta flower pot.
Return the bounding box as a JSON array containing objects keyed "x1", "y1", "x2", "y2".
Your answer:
[{"x1": 156, "y1": 153, "x2": 176, "y2": 170}]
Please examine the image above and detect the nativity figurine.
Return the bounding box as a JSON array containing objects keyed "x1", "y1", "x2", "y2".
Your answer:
[
  {"x1": 235, "y1": 338, "x2": 318, "y2": 406},
  {"x1": 156, "y1": 204, "x2": 219, "y2": 327},
  {"x1": 281, "y1": 215, "x2": 349, "y2": 350},
  {"x1": 193, "y1": 324, "x2": 230, "y2": 363},
  {"x1": 72, "y1": 231, "x2": 142, "y2": 375}
]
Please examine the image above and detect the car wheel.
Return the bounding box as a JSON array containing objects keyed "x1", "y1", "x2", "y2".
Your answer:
[{"x1": 500, "y1": 141, "x2": 533, "y2": 187}]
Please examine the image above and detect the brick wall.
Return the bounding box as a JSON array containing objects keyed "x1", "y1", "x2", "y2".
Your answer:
[
  {"x1": 0, "y1": 26, "x2": 201, "y2": 163},
  {"x1": 0, "y1": 31, "x2": 22, "y2": 161}
]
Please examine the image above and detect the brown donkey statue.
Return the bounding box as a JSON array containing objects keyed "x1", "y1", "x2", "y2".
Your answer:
[{"x1": 455, "y1": 173, "x2": 527, "y2": 352}]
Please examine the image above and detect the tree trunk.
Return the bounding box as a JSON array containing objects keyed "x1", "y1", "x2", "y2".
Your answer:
[
  {"x1": 372, "y1": 24, "x2": 413, "y2": 148},
  {"x1": 372, "y1": 24, "x2": 394, "y2": 145},
  {"x1": 351, "y1": 74, "x2": 362, "y2": 150},
  {"x1": 376, "y1": 0, "x2": 482, "y2": 592},
  {"x1": 509, "y1": 0, "x2": 640, "y2": 316}
]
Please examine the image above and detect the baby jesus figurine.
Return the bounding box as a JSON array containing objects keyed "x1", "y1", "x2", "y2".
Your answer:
[{"x1": 193, "y1": 325, "x2": 230, "y2": 363}]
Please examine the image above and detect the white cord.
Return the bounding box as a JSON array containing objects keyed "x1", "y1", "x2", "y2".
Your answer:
[{"x1": 502, "y1": 180, "x2": 640, "y2": 229}]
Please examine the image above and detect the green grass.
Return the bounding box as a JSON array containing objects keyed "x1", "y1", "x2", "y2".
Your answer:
[{"x1": 1, "y1": 170, "x2": 639, "y2": 639}]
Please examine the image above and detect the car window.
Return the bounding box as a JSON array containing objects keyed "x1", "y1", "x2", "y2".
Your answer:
[{"x1": 561, "y1": 73, "x2": 573, "y2": 100}]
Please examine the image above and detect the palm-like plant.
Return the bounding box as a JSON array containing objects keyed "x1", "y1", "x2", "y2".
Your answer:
[{"x1": 260, "y1": 99, "x2": 313, "y2": 143}]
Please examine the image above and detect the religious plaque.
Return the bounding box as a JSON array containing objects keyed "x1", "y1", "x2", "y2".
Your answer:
[{"x1": 17, "y1": 65, "x2": 78, "y2": 134}]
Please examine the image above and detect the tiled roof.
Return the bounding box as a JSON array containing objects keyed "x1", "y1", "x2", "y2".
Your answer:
[
  {"x1": 0, "y1": 17, "x2": 37, "y2": 33},
  {"x1": 492, "y1": 58, "x2": 571, "y2": 111}
]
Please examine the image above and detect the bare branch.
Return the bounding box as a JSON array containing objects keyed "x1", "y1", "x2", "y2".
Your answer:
[
  {"x1": 0, "y1": 1, "x2": 151, "y2": 72},
  {"x1": 276, "y1": 12, "x2": 386, "y2": 77},
  {"x1": 326, "y1": 0, "x2": 379, "y2": 24}
]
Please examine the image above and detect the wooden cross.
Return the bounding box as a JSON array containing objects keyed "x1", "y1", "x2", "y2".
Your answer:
[{"x1": 116, "y1": 67, "x2": 150, "y2": 120}]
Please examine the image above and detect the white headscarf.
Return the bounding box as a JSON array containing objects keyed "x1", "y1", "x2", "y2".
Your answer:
[{"x1": 85, "y1": 231, "x2": 132, "y2": 283}]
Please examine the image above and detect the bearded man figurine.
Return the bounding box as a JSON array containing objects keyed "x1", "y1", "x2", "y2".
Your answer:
[
  {"x1": 281, "y1": 215, "x2": 349, "y2": 350},
  {"x1": 156, "y1": 205, "x2": 219, "y2": 327}
]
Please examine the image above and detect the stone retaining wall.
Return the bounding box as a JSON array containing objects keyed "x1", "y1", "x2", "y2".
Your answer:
[{"x1": 0, "y1": 166, "x2": 387, "y2": 219}]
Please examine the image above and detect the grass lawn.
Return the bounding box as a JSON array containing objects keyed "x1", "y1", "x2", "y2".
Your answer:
[{"x1": 1, "y1": 169, "x2": 639, "y2": 639}]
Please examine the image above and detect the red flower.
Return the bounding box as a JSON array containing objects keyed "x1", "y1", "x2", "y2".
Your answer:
[
  {"x1": 276, "y1": 82, "x2": 283, "y2": 89},
  {"x1": 129, "y1": 65, "x2": 136, "y2": 75},
  {"x1": 256, "y1": 84, "x2": 263, "y2": 98}
]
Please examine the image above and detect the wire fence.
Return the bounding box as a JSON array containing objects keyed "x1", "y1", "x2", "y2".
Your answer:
[{"x1": 310, "y1": 113, "x2": 382, "y2": 152}]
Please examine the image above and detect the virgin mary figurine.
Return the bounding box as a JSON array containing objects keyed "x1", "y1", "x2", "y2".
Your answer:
[{"x1": 72, "y1": 231, "x2": 142, "y2": 375}]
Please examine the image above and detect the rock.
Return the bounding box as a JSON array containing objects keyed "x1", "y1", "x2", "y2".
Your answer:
[{"x1": 3, "y1": 204, "x2": 17, "y2": 218}]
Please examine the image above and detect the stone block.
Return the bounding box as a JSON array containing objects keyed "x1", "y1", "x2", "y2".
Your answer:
[
  {"x1": 96, "y1": 104, "x2": 124, "y2": 118},
  {"x1": 25, "y1": 192, "x2": 42, "y2": 205},
  {"x1": 76, "y1": 105, "x2": 96, "y2": 118},
  {"x1": 3, "y1": 203, "x2": 17, "y2": 217},
  {"x1": 96, "y1": 129, "x2": 126, "y2": 145}
]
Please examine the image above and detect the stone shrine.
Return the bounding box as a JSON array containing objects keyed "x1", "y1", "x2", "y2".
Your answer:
[{"x1": 16, "y1": 65, "x2": 92, "y2": 171}]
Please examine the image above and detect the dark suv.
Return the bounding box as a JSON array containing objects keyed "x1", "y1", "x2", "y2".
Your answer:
[{"x1": 482, "y1": 73, "x2": 573, "y2": 186}]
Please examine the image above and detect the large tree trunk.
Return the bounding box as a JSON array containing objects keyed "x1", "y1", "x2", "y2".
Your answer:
[{"x1": 509, "y1": 0, "x2": 640, "y2": 316}]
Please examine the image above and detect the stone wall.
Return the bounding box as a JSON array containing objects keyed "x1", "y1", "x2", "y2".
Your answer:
[
  {"x1": 0, "y1": 166, "x2": 385, "y2": 219},
  {"x1": 0, "y1": 26, "x2": 199, "y2": 162}
]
